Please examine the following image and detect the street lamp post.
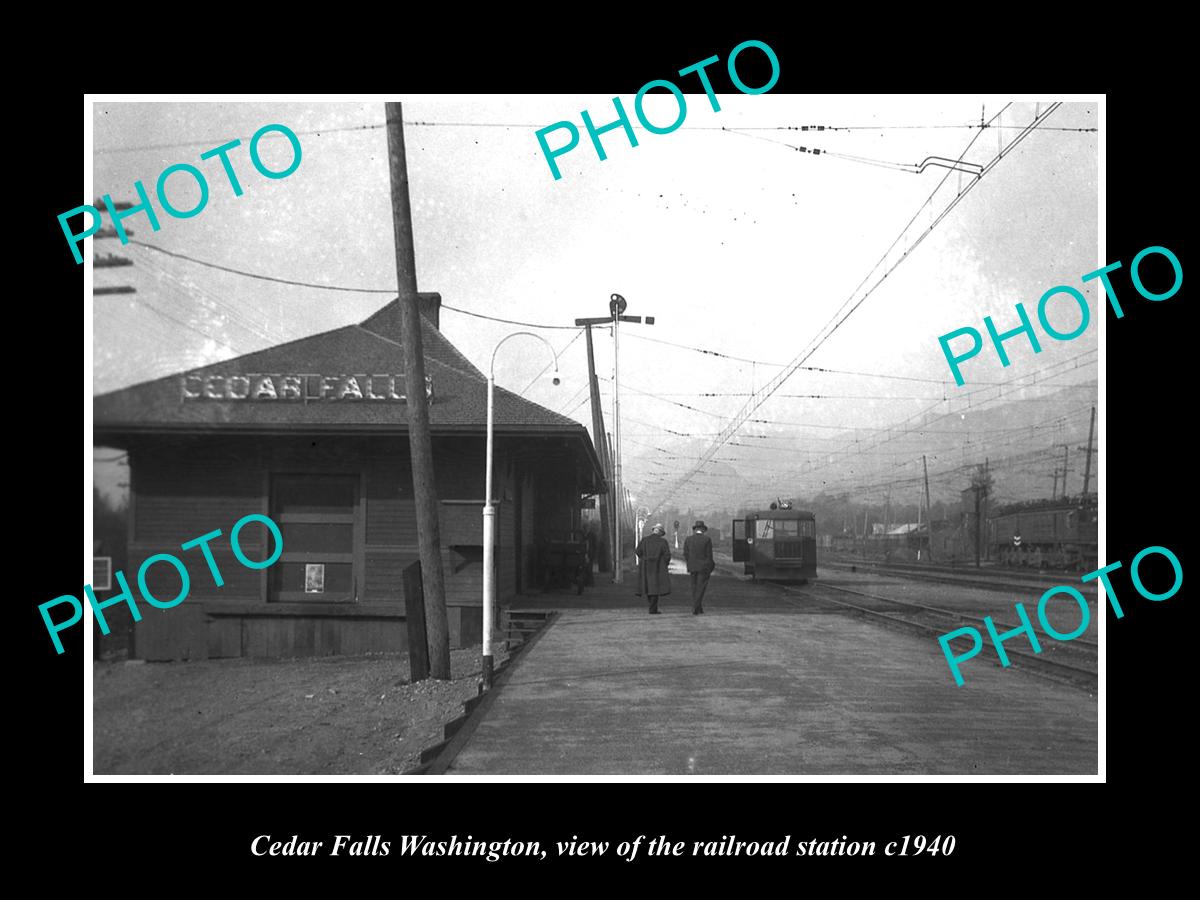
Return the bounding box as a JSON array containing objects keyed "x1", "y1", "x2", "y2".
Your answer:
[{"x1": 484, "y1": 332, "x2": 559, "y2": 690}]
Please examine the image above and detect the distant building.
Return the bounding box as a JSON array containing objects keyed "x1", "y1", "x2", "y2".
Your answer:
[{"x1": 93, "y1": 293, "x2": 605, "y2": 660}]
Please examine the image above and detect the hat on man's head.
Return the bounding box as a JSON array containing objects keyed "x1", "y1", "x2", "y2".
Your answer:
[
  {"x1": 693, "y1": 520, "x2": 708, "y2": 532},
  {"x1": 652, "y1": 523, "x2": 666, "y2": 535}
]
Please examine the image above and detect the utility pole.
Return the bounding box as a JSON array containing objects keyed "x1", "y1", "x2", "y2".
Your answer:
[
  {"x1": 974, "y1": 484, "x2": 982, "y2": 569},
  {"x1": 385, "y1": 103, "x2": 450, "y2": 680},
  {"x1": 583, "y1": 326, "x2": 611, "y2": 572},
  {"x1": 916, "y1": 482, "x2": 923, "y2": 561},
  {"x1": 93, "y1": 200, "x2": 136, "y2": 295},
  {"x1": 983, "y1": 457, "x2": 989, "y2": 562},
  {"x1": 923, "y1": 454, "x2": 934, "y2": 562},
  {"x1": 611, "y1": 296, "x2": 624, "y2": 582},
  {"x1": 608, "y1": 432, "x2": 618, "y2": 571},
  {"x1": 576, "y1": 296, "x2": 654, "y2": 582},
  {"x1": 1081, "y1": 405, "x2": 1096, "y2": 496},
  {"x1": 1062, "y1": 444, "x2": 1070, "y2": 500}
]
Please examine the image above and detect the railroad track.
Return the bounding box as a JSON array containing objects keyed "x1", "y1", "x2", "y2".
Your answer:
[
  {"x1": 775, "y1": 580, "x2": 1098, "y2": 693},
  {"x1": 821, "y1": 558, "x2": 1097, "y2": 599}
]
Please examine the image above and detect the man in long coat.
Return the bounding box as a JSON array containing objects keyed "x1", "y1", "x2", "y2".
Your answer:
[
  {"x1": 635, "y1": 523, "x2": 672, "y2": 614},
  {"x1": 683, "y1": 520, "x2": 715, "y2": 614}
]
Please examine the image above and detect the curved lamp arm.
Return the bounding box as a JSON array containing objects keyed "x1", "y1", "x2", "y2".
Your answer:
[{"x1": 491, "y1": 331, "x2": 559, "y2": 380}]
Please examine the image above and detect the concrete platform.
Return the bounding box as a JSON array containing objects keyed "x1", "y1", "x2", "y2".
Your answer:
[{"x1": 450, "y1": 567, "x2": 1097, "y2": 775}]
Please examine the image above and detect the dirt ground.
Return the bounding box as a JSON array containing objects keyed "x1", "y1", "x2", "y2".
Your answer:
[{"x1": 92, "y1": 645, "x2": 507, "y2": 775}]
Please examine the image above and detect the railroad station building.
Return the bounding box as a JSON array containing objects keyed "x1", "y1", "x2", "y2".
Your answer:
[{"x1": 93, "y1": 293, "x2": 606, "y2": 660}]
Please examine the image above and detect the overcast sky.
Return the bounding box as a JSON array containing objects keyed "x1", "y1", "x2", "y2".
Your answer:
[{"x1": 90, "y1": 96, "x2": 1098, "y2": 509}]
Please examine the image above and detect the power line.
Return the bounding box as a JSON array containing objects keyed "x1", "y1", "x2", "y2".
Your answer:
[
  {"x1": 624, "y1": 331, "x2": 782, "y2": 364},
  {"x1": 132, "y1": 250, "x2": 282, "y2": 346},
  {"x1": 598, "y1": 374, "x2": 729, "y2": 419},
  {"x1": 644, "y1": 391, "x2": 938, "y2": 401},
  {"x1": 646, "y1": 351, "x2": 1094, "y2": 503},
  {"x1": 723, "y1": 129, "x2": 918, "y2": 172},
  {"x1": 650, "y1": 102, "x2": 1065, "y2": 514},
  {"x1": 95, "y1": 118, "x2": 1096, "y2": 155},
  {"x1": 521, "y1": 329, "x2": 584, "y2": 396},
  {"x1": 622, "y1": 380, "x2": 1096, "y2": 440},
  {"x1": 98, "y1": 290, "x2": 246, "y2": 355},
  {"x1": 774, "y1": 356, "x2": 1095, "y2": 484},
  {"x1": 623, "y1": 331, "x2": 1047, "y2": 387},
  {"x1": 125, "y1": 240, "x2": 579, "y2": 329}
]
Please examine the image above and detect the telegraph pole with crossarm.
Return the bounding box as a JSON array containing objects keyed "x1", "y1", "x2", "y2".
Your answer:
[{"x1": 575, "y1": 296, "x2": 654, "y2": 583}]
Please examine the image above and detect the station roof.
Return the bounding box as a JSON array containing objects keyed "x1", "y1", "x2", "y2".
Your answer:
[{"x1": 93, "y1": 294, "x2": 605, "y2": 485}]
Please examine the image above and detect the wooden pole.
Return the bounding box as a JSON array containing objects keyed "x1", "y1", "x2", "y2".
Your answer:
[
  {"x1": 923, "y1": 455, "x2": 934, "y2": 562},
  {"x1": 584, "y1": 326, "x2": 612, "y2": 573},
  {"x1": 1082, "y1": 405, "x2": 1096, "y2": 495},
  {"x1": 983, "y1": 457, "x2": 989, "y2": 561},
  {"x1": 916, "y1": 478, "x2": 923, "y2": 561},
  {"x1": 974, "y1": 485, "x2": 982, "y2": 569},
  {"x1": 607, "y1": 432, "x2": 619, "y2": 570},
  {"x1": 611, "y1": 310, "x2": 623, "y2": 584},
  {"x1": 385, "y1": 103, "x2": 450, "y2": 680}
]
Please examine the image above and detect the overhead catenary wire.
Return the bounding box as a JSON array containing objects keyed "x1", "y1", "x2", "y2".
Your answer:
[
  {"x1": 622, "y1": 331, "x2": 1051, "y2": 387},
  {"x1": 633, "y1": 355, "x2": 1095, "y2": 505},
  {"x1": 649, "y1": 102, "x2": 1065, "y2": 515},
  {"x1": 628, "y1": 390, "x2": 939, "y2": 401},
  {"x1": 728, "y1": 356, "x2": 1095, "y2": 488}
]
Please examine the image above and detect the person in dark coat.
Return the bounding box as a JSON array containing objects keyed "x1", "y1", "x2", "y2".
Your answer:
[
  {"x1": 635, "y1": 523, "x2": 672, "y2": 614},
  {"x1": 683, "y1": 520, "x2": 715, "y2": 614}
]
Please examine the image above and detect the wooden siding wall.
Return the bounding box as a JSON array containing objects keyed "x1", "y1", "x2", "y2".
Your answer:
[
  {"x1": 519, "y1": 469, "x2": 537, "y2": 589},
  {"x1": 131, "y1": 443, "x2": 263, "y2": 604},
  {"x1": 127, "y1": 434, "x2": 533, "y2": 660}
]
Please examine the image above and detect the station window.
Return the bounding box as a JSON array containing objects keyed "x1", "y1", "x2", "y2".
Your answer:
[{"x1": 755, "y1": 519, "x2": 817, "y2": 538}]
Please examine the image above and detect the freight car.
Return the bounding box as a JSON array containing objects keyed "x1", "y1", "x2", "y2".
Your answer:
[{"x1": 989, "y1": 495, "x2": 1097, "y2": 572}]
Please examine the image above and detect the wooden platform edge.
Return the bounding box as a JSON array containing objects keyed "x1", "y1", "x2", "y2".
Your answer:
[{"x1": 404, "y1": 611, "x2": 560, "y2": 776}]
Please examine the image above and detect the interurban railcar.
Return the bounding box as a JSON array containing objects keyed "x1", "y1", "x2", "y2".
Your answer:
[{"x1": 731, "y1": 506, "x2": 817, "y2": 582}]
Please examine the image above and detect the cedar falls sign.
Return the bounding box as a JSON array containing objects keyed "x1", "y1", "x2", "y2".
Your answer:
[{"x1": 181, "y1": 372, "x2": 433, "y2": 403}]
